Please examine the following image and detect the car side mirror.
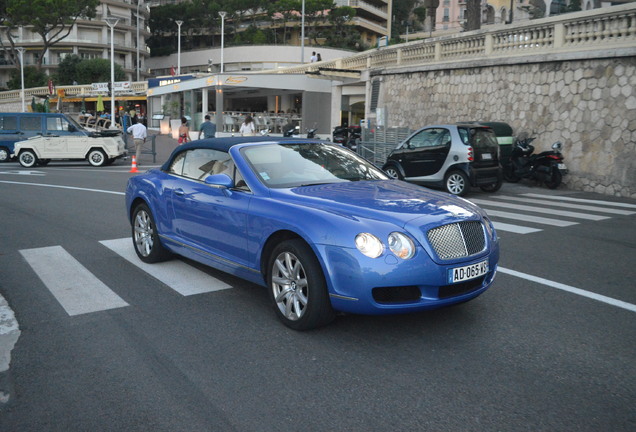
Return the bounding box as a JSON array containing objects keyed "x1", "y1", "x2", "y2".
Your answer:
[
  {"x1": 68, "y1": 124, "x2": 77, "y2": 132},
  {"x1": 204, "y1": 173, "x2": 234, "y2": 188}
]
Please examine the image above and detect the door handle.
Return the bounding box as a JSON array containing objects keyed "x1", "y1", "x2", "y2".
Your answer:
[{"x1": 174, "y1": 189, "x2": 185, "y2": 196}]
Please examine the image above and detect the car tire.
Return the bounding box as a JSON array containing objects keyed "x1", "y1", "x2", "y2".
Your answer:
[
  {"x1": 383, "y1": 164, "x2": 403, "y2": 180},
  {"x1": 88, "y1": 149, "x2": 107, "y2": 167},
  {"x1": 480, "y1": 176, "x2": 503, "y2": 193},
  {"x1": 445, "y1": 170, "x2": 469, "y2": 196},
  {"x1": 132, "y1": 203, "x2": 172, "y2": 263},
  {"x1": 18, "y1": 150, "x2": 38, "y2": 168},
  {"x1": 267, "y1": 239, "x2": 335, "y2": 330},
  {"x1": 0, "y1": 147, "x2": 9, "y2": 162}
]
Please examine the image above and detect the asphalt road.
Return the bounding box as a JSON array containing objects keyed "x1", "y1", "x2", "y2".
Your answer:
[{"x1": 0, "y1": 159, "x2": 634, "y2": 431}]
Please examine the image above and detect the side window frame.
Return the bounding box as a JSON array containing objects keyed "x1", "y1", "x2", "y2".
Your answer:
[{"x1": 21, "y1": 116, "x2": 42, "y2": 132}]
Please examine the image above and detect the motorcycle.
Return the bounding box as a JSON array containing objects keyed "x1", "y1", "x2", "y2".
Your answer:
[
  {"x1": 332, "y1": 125, "x2": 361, "y2": 151},
  {"x1": 284, "y1": 124, "x2": 317, "y2": 139},
  {"x1": 504, "y1": 135, "x2": 568, "y2": 189}
]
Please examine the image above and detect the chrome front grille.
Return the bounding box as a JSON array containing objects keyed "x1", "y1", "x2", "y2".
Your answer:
[{"x1": 427, "y1": 221, "x2": 486, "y2": 260}]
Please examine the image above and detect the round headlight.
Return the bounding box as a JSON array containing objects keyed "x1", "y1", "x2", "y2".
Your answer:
[
  {"x1": 355, "y1": 233, "x2": 384, "y2": 258},
  {"x1": 388, "y1": 232, "x2": 415, "y2": 259}
]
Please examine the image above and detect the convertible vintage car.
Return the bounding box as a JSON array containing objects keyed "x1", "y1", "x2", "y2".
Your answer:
[{"x1": 125, "y1": 137, "x2": 499, "y2": 330}]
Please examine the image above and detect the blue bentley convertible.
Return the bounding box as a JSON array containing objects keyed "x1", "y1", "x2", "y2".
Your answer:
[{"x1": 125, "y1": 137, "x2": 499, "y2": 330}]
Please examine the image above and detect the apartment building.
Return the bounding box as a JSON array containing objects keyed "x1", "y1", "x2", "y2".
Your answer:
[{"x1": 0, "y1": 0, "x2": 150, "y2": 89}]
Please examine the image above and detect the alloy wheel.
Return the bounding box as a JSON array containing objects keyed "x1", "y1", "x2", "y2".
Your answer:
[
  {"x1": 271, "y1": 251, "x2": 309, "y2": 321},
  {"x1": 134, "y1": 209, "x2": 154, "y2": 257}
]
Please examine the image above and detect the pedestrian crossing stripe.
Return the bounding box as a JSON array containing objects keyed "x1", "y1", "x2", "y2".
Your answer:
[
  {"x1": 489, "y1": 196, "x2": 635, "y2": 215},
  {"x1": 19, "y1": 246, "x2": 129, "y2": 316},
  {"x1": 471, "y1": 198, "x2": 610, "y2": 221},
  {"x1": 469, "y1": 193, "x2": 635, "y2": 234},
  {"x1": 521, "y1": 193, "x2": 636, "y2": 209},
  {"x1": 100, "y1": 238, "x2": 232, "y2": 296}
]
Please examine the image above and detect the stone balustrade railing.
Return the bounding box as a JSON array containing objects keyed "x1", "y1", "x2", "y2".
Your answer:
[
  {"x1": 0, "y1": 82, "x2": 148, "y2": 103},
  {"x1": 275, "y1": 2, "x2": 636, "y2": 74}
]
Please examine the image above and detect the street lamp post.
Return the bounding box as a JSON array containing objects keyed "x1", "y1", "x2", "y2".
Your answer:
[
  {"x1": 105, "y1": 17, "x2": 119, "y2": 127},
  {"x1": 16, "y1": 47, "x2": 25, "y2": 113},
  {"x1": 176, "y1": 20, "x2": 183, "y2": 75},
  {"x1": 218, "y1": 11, "x2": 226, "y2": 73},
  {"x1": 301, "y1": 0, "x2": 305, "y2": 63},
  {"x1": 136, "y1": 0, "x2": 141, "y2": 81}
]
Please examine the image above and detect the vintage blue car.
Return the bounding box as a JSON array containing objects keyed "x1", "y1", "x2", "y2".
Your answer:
[{"x1": 125, "y1": 137, "x2": 499, "y2": 330}]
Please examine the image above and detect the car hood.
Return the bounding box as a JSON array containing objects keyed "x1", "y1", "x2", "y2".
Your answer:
[{"x1": 273, "y1": 180, "x2": 484, "y2": 233}]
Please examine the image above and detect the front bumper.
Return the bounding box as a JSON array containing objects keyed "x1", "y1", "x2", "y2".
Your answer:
[{"x1": 316, "y1": 243, "x2": 499, "y2": 315}]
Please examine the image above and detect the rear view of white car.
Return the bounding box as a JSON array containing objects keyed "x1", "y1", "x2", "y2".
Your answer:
[{"x1": 13, "y1": 133, "x2": 126, "y2": 167}]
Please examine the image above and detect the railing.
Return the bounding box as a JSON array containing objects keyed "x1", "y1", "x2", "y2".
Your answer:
[
  {"x1": 272, "y1": 3, "x2": 636, "y2": 75},
  {"x1": 0, "y1": 82, "x2": 148, "y2": 103}
]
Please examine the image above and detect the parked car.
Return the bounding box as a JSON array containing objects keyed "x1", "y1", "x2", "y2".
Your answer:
[
  {"x1": 382, "y1": 124, "x2": 503, "y2": 196},
  {"x1": 13, "y1": 130, "x2": 126, "y2": 167},
  {"x1": 0, "y1": 112, "x2": 121, "y2": 163},
  {"x1": 125, "y1": 137, "x2": 499, "y2": 330}
]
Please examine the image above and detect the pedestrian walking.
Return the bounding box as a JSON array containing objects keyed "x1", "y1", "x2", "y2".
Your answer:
[
  {"x1": 198, "y1": 114, "x2": 217, "y2": 139},
  {"x1": 126, "y1": 117, "x2": 147, "y2": 165},
  {"x1": 178, "y1": 117, "x2": 190, "y2": 144},
  {"x1": 239, "y1": 115, "x2": 256, "y2": 136}
]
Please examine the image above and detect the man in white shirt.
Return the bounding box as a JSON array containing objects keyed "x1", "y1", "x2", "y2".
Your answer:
[
  {"x1": 310, "y1": 51, "x2": 317, "y2": 63},
  {"x1": 126, "y1": 118, "x2": 147, "y2": 165}
]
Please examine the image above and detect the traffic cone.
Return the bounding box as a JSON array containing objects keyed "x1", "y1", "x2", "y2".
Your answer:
[{"x1": 129, "y1": 155, "x2": 139, "y2": 173}]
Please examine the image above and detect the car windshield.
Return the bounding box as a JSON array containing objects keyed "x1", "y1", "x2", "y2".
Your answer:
[{"x1": 242, "y1": 142, "x2": 388, "y2": 188}]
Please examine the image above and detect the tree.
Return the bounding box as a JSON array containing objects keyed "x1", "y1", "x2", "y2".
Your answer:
[
  {"x1": 464, "y1": 0, "x2": 481, "y2": 31},
  {"x1": 323, "y1": 7, "x2": 360, "y2": 50},
  {"x1": 0, "y1": 0, "x2": 100, "y2": 70},
  {"x1": 267, "y1": 0, "x2": 301, "y2": 44},
  {"x1": 52, "y1": 58, "x2": 124, "y2": 85},
  {"x1": 6, "y1": 65, "x2": 48, "y2": 90},
  {"x1": 304, "y1": 0, "x2": 335, "y2": 45}
]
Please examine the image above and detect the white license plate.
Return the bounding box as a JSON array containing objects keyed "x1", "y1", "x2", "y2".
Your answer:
[
  {"x1": 449, "y1": 260, "x2": 489, "y2": 283},
  {"x1": 558, "y1": 163, "x2": 567, "y2": 170},
  {"x1": 482, "y1": 153, "x2": 492, "y2": 160}
]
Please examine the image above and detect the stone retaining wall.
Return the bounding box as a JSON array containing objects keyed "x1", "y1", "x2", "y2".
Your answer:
[{"x1": 378, "y1": 56, "x2": 636, "y2": 198}]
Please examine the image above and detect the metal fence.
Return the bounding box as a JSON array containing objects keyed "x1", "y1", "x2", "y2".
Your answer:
[{"x1": 358, "y1": 127, "x2": 412, "y2": 167}]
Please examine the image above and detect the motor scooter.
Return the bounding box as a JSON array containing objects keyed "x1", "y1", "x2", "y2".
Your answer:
[
  {"x1": 284, "y1": 124, "x2": 317, "y2": 139},
  {"x1": 332, "y1": 125, "x2": 361, "y2": 150},
  {"x1": 504, "y1": 135, "x2": 568, "y2": 189}
]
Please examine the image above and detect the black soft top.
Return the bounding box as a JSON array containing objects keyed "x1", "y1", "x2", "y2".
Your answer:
[{"x1": 160, "y1": 136, "x2": 322, "y2": 171}]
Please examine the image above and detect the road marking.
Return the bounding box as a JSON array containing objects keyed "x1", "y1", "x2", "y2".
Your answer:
[
  {"x1": 491, "y1": 196, "x2": 635, "y2": 215},
  {"x1": 19, "y1": 246, "x2": 129, "y2": 316},
  {"x1": 522, "y1": 193, "x2": 636, "y2": 209},
  {"x1": 0, "y1": 170, "x2": 46, "y2": 176},
  {"x1": 0, "y1": 180, "x2": 124, "y2": 195},
  {"x1": 100, "y1": 238, "x2": 232, "y2": 296},
  {"x1": 499, "y1": 266, "x2": 636, "y2": 313},
  {"x1": 470, "y1": 198, "x2": 609, "y2": 221},
  {"x1": 484, "y1": 209, "x2": 577, "y2": 227},
  {"x1": 491, "y1": 221, "x2": 542, "y2": 234}
]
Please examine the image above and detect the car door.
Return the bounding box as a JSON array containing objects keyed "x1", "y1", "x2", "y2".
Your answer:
[
  {"x1": 167, "y1": 148, "x2": 252, "y2": 267},
  {"x1": 45, "y1": 116, "x2": 78, "y2": 157},
  {"x1": 399, "y1": 128, "x2": 452, "y2": 178}
]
